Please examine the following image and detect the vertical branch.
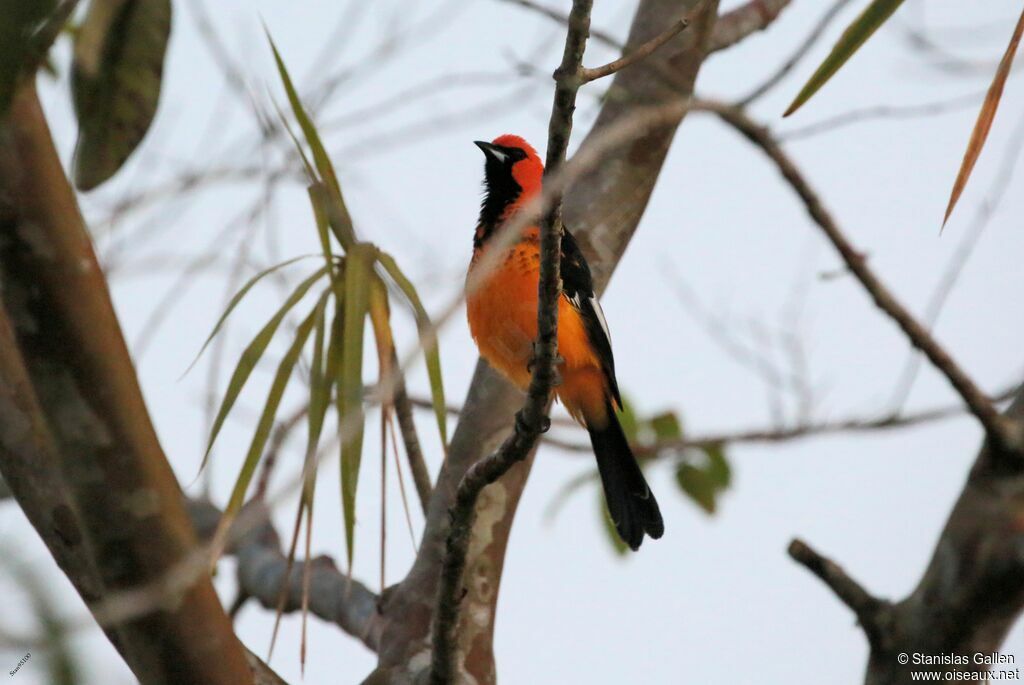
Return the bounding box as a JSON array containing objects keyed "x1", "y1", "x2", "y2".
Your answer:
[
  {"x1": 371, "y1": 3, "x2": 719, "y2": 684},
  {"x1": 427, "y1": 4, "x2": 593, "y2": 683}
]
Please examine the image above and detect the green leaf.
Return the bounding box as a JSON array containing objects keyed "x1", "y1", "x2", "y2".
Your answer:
[
  {"x1": 201, "y1": 266, "x2": 328, "y2": 469},
  {"x1": 367, "y1": 274, "x2": 395, "y2": 387},
  {"x1": 338, "y1": 244, "x2": 373, "y2": 567},
  {"x1": 71, "y1": 0, "x2": 172, "y2": 189},
  {"x1": 305, "y1": 299, "x2": 331, "y2": 474},
  {"x1": 185, "y1": 254, "x2": 319, "y2": 375},
  {"x1": 223, "y1": 292, "x2": 329, "y2": 521},
  {"x1": 702, "y1": 442, "x2": 731, "y2": 489},
  {"x1": 272, "y1": 95, "x2": 316, "y2": 183},
  {"x1": 784, "y1": 0, "x2": 904, "y2": 117},
  {"x1": 376, "y1": 250, "x2": 448, "y2": 449},
  {"x1": 649, "y1": 411, "x2": 683, "y2": 442},
  {"x1": 676, "y1": 463, "x2": 716, "y2": 515},
  {"x1": 307, "y1": 182, "x2": 336, "y2": 270},
  {"x1": 265, "y1": 27, "x2": 356, "y2": 248}
]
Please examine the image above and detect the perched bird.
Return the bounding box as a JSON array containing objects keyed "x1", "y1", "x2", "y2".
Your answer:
[{"x1": 466, "y1": 134, "x2": 664, "y2": 551}]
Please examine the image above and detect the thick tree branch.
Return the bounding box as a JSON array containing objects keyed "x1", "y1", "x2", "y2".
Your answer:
[
  {"x1": 788, "y1": 539, "x2": 889, "y2": 644},
  {"x1": 707, "y1": 0, "x2": 792, "y2": 53},
  {"x1": 789, "y1": 384, "x2": 1024, "y2": 684},
  {"x1": 0, "y1": 82, "x2": 254, "y2": 684},
  {"x1": 187, "y1": 499, "x2": 384, "y2": 651},
  {"x1": 699, "y1": 100, "x2": 1020, "y2": 457}
]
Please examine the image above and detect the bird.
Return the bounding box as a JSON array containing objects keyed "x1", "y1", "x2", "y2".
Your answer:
[{"x1": 465, "y1": 134, "x2": 664, "y2": 551}]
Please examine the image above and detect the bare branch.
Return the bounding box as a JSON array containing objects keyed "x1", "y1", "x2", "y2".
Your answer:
[
  {"x1": 187, "y1": 499, "x2": 384, "y2": 651},
  {"x1": 393, "y1": 374, "x2": 433, "y2": 513},
  {"x1": 699, "y1": 100, "x2": 1020, "y2": 457},
  {"x1": 580, "y1": 15, "x2": 691, "y2": 83},
  {"x1": 428, "y1": 2, "x2": 592, "y2": 681},
  {"x1": 736, "y1": 0, "x2": 853, "y2": 105},
  {"x1": 707, "y1": 0, "x2": 792, "y2": 54},
  {"x1": 788, "y1": 539, "x2": 889, "y2": 643},
  {"x1": 501, "y1": 0, "x2": 622, "y2": 52}
]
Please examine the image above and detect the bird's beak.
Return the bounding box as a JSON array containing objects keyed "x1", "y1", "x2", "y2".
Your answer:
[{"x1": 474, "y1": 140, "x2": 507, "y2": 163}]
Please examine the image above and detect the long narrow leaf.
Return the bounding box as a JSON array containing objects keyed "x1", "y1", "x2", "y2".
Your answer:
[
  {"x1": 222, "y1": 291, "x2": 329, "y2": 525},
  {"x1": 376, "y1": 250, "x2": 448, "y2": 449},
  {"x1": 271, "y1": 94, "x2": 316, "y2": 183},
  {"x1": 201, "y1": 266, "x2": 328, "y2": 469},
  {"x1": 338, "y1": 245, "x2": 373, "y2": 567},
  {"x1": 943, "y1": 5, "x2": 1024, "y2": 227},
  {"x1": 307, "y1": 182, "x2": 336, "y2": 271},
  {"x1": 186, "y1": 254, "x2": 317, "y2": 374},
  {"x1": 265, "y1": 28, "x2": 356, "y2": 248},
  {"x1": 265, "y1": 29, "x2": 340, "y2": 202},
  {"x1": 784, "y1": 0, "x2": 904, "y2": 117}
]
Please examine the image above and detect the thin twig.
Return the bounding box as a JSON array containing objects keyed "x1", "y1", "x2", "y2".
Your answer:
[
  {"x1": 736, "y1": 0, "x2": 853, "y2": 106},
  {"x1": 428, "y1": 2, "x2": 592, "y2": 682},
  {"x1": 887, "y1": 112, "x2": 1024, "y2": 411},
  {"x1": 393, "y1": 369, "x2": 432, "y2": 513},
  {"x1": 580, "y1": 17, "x2": 690, "y2": 83},
  {"x1": 700, "y1": 99, "x2": 1019, "y2": 456}
]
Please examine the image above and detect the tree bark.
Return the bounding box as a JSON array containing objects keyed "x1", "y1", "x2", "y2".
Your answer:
[{"x1": 0, "y1": 82, "x2": 258, "y2": 685}]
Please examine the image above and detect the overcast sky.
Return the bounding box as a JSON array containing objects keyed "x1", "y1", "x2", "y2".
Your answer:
[{"x1": 2, "y1": 1, "x2": 1023, "y2": 683}]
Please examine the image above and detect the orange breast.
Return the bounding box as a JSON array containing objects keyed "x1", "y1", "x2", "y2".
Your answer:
[{"x1": 467, "y1": 236, "x2": 610, "y2": 426}]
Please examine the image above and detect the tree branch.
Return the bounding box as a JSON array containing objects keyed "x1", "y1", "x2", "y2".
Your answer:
[
  {"x1": 698, "y1": 100, "x2": 1020, "y2": 458},
  {"x1": 0, "y1": 82, "x2": 254, "y2": 684},
  {"x1": 707, "y1": 0, "x2": 792, "y2": 53},
  {"x1": 370, "y1": 3, "x2": 720, "y2": 683},
  {"x1": 788, "y1": 539, "x2": 889, "y2": 644},
  {"x1": 392, "y1": 369, "x2": 433, "y2": 513},
  {"x1": 187, "y1": 499, "x2": 384, "y2": 651},
  {"x1": 789, "y1": 384, "x2": 1024, "y2": 684},
  {"x1": 580, "y1": 14, "x2": 691, "y2": 84},
  {"x1": 428, "y1": 2, "x2": 592, "y2": 682}
]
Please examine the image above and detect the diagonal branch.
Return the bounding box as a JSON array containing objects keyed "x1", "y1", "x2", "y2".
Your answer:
[
  {"x1": 697, "y1": 99, "x2": 1020, "y2": 457},
  {"x1": 580, "y1": 14, "x2": 691, "y2": 83},
  {"x1": 706, "y1": 0, "x2": 792, "y2": 53},
  {"x1": 187, "y1": 499, "x2": 384, "y2": 651},
  {"x1": 788, "y1": 539, "x2": 889, "y2": 645}
]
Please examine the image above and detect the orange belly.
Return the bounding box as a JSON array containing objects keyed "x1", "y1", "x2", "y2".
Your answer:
[{"x1": 467, "y1": 238, "x2": 610, "y2": 426}]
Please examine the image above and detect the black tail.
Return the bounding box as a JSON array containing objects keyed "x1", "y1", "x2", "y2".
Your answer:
[{"x1": 588, "y1": 403, "x2": 664, "y2": 551}]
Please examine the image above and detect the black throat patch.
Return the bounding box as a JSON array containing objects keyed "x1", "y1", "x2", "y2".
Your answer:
[{"x1": 476, "y1": 148, "x2": 526, "y2": 247}]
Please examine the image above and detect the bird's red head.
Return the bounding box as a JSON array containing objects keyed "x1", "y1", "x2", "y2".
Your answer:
[{"x1": 475, "y1": 134, "x2": 544, "y2": 228}]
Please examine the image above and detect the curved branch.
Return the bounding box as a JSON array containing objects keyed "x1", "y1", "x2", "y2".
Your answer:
[
  {"x1": 187, "y1": 499, "x2": 384, "y2": 651},
  {"x1": 699, "y1": 100, "x2": 1019, "y2": 457}
]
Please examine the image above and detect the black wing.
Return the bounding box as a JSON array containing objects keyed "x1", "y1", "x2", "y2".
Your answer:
[{"x1": 560, "y1": 228, "x2": 622, "y2": 407}]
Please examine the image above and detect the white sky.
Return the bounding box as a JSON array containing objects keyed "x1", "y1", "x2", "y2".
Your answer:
[{"x1": 2, "y1": 1, "x2": 1023, "y2": 683}]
